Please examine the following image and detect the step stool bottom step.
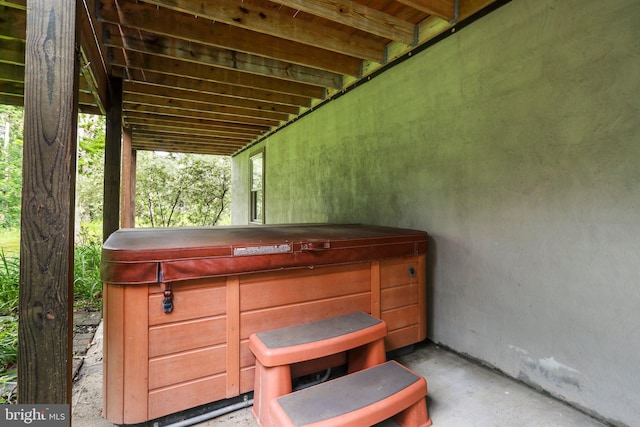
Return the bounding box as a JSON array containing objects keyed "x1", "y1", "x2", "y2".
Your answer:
[{"x1": 271, "y1": 361, "x2": 431, "y2": 427}]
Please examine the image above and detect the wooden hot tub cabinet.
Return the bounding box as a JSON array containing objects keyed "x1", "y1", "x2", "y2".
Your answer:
[{"x1": 101, "y1": 224, "x2": 428, "y2": 424}]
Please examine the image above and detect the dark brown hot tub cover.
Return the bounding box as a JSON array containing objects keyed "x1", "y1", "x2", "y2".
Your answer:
[{"x1": 101, "y1": 224, "x2": 428, "y2": 285}]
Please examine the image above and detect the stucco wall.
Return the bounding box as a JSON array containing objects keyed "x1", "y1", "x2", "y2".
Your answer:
[{"x1": 231, "y1": 0, "x2": 640, "y2": 424}]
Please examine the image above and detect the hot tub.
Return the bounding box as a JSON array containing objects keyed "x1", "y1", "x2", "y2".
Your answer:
[{"x1": 101, "y1": 224, "x2": 428, "y2": 424}]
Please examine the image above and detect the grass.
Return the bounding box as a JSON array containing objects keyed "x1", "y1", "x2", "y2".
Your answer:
[
  {"x1": 73, "y1": 233, "x2": 103, "y2": 310},
  {"x1": 0, "y1": 228, "x2": 20, "y2": 256},
  {"x1": 0, "y1": 225, "x2": 103, "y2": 403},
  {"x1": 0, "y1": 249, "x2": 19, "y2": 403},
  {"x1": 0, "y1": 250, "x2": 19, "y2": 317},
  {"x1": 0, "y1": 317, "x2": 18, "y2": 403}
]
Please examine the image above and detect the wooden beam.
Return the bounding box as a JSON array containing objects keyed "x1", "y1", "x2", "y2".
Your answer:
[
  {"x1": 123, "y1": 111, "x2": 270, "y2": 134},
  {"x1": 0, "y1": 38, "x2": 25, "y2": 65},
  {"x1": 459, "y1": 0, "x2": 497, "y2": 19},
  {"x1": 78, "y1": 88, "x2": 98, "y2": 105},
  {"x1": 123, "y1": 93, "x2": 290, "y2": 122},
  {"x1": 129, "y1": 123, "x2": 255, "y2": 142},
  {"x1": 132, "y1": 129, "x2": 250, "y2": 145},
  {"x1": 132, "y1": 142, "x2": 238, "y2": 156},
  {"x1": 103, "y1": 24, "x2": 343, "y2": 89},
  {"x1": 125, "y1": 117, "x2": 264, "y2": 139},
  {"x1": 116, "y1": 70, "x2": 311, "y2": 107},
  {"x1": 109, "y1": 49, "x2": 326, "y2": 99},
  {"x1": 132, "y1": 143, "x2": 243, "y2": 156},
  {"x1": 0, "y1": 61, "x2": 102, "y2": 99},
  {"x1": 1, "y1": 83, "x2": 101, "y2": 113},
  {"x1": 0, "y1": 80, "x2": 23, "y2": 96},
  {"x1": 0, "y1": 62, "x2": 25, "y2": 82},
  {"x1": 123, "y1": 81, "x2": 300, "y2": 115},
  {"x1": 143, "y1": 0, "x2": 386, "y2": 61},
  {"x1": 0, "y1": 93, "x2": 23, "y2": 106},
  {"x1": 123, "y1": 102, "x2": 280, "y2": 128},
  {"x1": 0, "y1": 5, "x2": 26, "y2": 40},
  {"x1": 103, "y1": 76, "x2": 122, "y2": 241},
  {"x1": 97, "y1": 0, "x2": 362, "y2": 76},
  {"x1": 270, "y1": 0, "x2": 415, "y2": 43},
  {"x1": 120, "y1": 127, "x2": 135, "y2": 228},
  {"x1": 79, "y1": 0, "x2": 108, "y2": 113},
  {"x1": 19, "y1": 0, "x2": 80, "y2": 405},
  {"x1": 131, "y1": 133, "x2": 246, "y2": 155},
  {"x1": 1, "y1": 0, "x2": 26, "y2": 9},
  {"x1": 394, "y1": 0, "x2": 455, "y2": 21},
  {"x1": 79, "y1": 104, "x2": 102, "y2": 115}
]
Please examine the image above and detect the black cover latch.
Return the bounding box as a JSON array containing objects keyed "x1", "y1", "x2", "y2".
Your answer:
[{"x1": 161, "y1": 282, "x2": 173, "y2": 314}]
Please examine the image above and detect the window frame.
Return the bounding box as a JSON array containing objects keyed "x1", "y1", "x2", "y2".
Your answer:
[{"x1": 249, "y1": 149, "x2": 265, "y2": 224}]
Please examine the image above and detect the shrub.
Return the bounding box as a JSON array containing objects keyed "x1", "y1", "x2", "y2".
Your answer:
[
  {"x1": 0, "y1": 250, "x2": 19, "y2": 317},
  {"x1": 0, "y1": 316, "x2": 18, "y2": 404},
  {"x1": 74, "y1": 232, "x2": 103, "y2": 312},
  {"x1": 0, "y1": 231, "x2": 103, "y2": 404}
]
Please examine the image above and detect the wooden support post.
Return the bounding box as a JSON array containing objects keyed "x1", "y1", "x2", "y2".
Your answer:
[
  {"x1": 120, "y1": 126, "x2": 136, "y2": 228},
  {"x1": 19, "y1": 0, "x2": 80, "y2": 404},
  {"x1": 103, "y1": 76, "x2": 122, "y2": 241}
]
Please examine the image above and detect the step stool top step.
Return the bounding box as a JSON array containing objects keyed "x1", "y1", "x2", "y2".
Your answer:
[
  {"x1": 256, "y1": 312, "x2": 383, "y2": 349},
  {"x1": 273, "y1": 361, "x2": 425, "y2": 427},
  {"x1": 250, "y1": 312, "x2": 387, "y2": 366}
]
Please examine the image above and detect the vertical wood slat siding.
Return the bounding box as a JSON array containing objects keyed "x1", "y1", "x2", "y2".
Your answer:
[
  {"x1": 123, "y1": 285, "x2": 149, "y2": 422},
  {"x1": 147, "y1": 279, "x2": 227, "y2": 326},
  {"x1": 380, "y1": 256, "x2": 427, "y2": 348},
  {"x1": 226, "y1": 276, "x2": 240, "y2": 398},
  {"x1": 18, "y1": 0, "x2": 80, "y2": 404},
  {"x1": 103, "y1": 284, "x2": 125, "y2": 422}
]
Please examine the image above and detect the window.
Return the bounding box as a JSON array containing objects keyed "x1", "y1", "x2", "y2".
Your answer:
[{"x1": 250, "y1": 150, "x2": 264, "y2": 224}]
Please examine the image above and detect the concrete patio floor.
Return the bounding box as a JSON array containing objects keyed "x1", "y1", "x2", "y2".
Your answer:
[{"x1": 72, "y1": 322, "x2": 608, "y2": 427}]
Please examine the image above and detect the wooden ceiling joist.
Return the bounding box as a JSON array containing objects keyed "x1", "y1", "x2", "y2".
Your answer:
[
  {"x1": 123, "y1": 102, "x2": 280, "y2": 128},
  {"x1": 116, "y1": 69, "x2": 312, "y2": 107},
  {"x1": 123, "y1": 111, "x2": 271, "y2": 134},
  {"x1": 130, "y1": 124, "x2": 255, "y2": 142},
  {"x1": 125, "y1": 117, "x2": 264, "y2": 139},
  {"x1": 395, "y1": 0, "x2": 455, "y2": 21},
  {"x1": 133, "y1": 129, "x2": 253, "y2": 143},
  {"x1": 123, "y1": 93, "x2": 290, "y2": 122},
  {"x1": 109, "y1": 49, "x2": 327, "y2": 99},
  {"x1": 0, "y1": 5, "x2": 26, "y2": 40},
  {"x1": 96, "y1": 0, "x2": 362, "y2": 77},
  {"x1": 142, "y1": 0, "x2": 387, "y2": 61},
  {"x1": 0, "y1": 38, "x2": 25, "y2": 65},
  {"x1": 123, "y1": 81, "x2": 300, "y2": 115},
  {"x1": 270, "y1": 0, "x2": 416, "y2": 44},
  {"x1": 132, "y1": 138, "x2": 244, "y2": 155},
  {"x1": 3, "y1": 0, "x2": 500, "y2": 156},
  {"x1": 0, "y1": 80, "x2": 23, "y2": 95},
  {"x1": 0, "y1": 93, "x2": 23, "y2": 107},
  {"x1": 132, "y1": 133, "x2": 249, "y2": 154},
  {"x1": 103, "y1": 25, "x2": 343, "y2": 90},
  {"x1": 0, "y1": 0, "x2": 26, "y2": 9},
  {"x1": 80, "y1": 0, "x2": 109, "y2": 112},
  {"x1": 0, "y1": 63, "x2": 26, "y2": 83}
]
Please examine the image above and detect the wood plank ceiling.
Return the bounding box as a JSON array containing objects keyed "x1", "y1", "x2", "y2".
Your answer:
[{"x1": 1, "y1": 0, "x2": 498, "y2": 156}]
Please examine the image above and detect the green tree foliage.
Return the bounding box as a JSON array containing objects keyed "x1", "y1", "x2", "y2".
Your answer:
[
  {"x1": 0, "y1": 106, "x2": 232, "y2": 230},
  {"x1": 0, "y1": 106, "x2": 24, "y2": 229},
  {"x1": 76, "y1": 114, "x2": 106, "y2": 224},
  {"x1": 183, "y1": 155, "x2": 231, "y2": 226},
  {"x1": 136, "y1": 152, "x2": 231, "y2": 227}
]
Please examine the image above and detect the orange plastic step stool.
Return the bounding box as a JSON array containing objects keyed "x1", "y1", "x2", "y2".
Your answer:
[
  {"x1": 270, "y1": 360, "x2": 432, "y2": 427},
  {"x1": 249, "y1": 312, "x2": 388, "y2": 427}
]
